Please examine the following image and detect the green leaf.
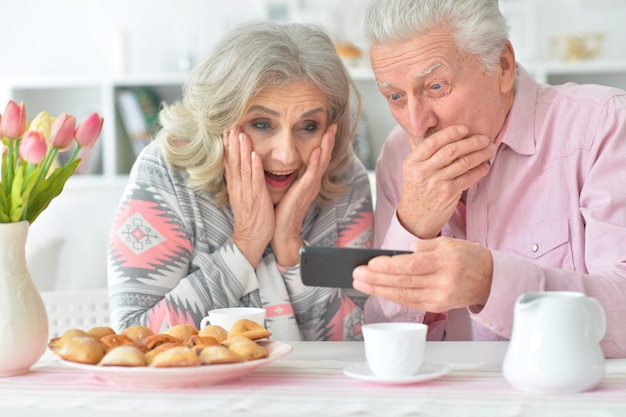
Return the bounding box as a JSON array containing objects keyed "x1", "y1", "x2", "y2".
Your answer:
[
  {"x1": 0, "y1": 190, "x2": 10, "y2": 222},
  {"x1": 1, "y1": 151, "x2": 11, "y2": 206},
  {"x1": 8, "y1": 163, "x2": 30, "y2": 222},
  {"x1": 0, "y1": 169, "x2": 9, "y2": 221},
  {"x1": 25, "y1": 159, "x2": 81, "y2": 224}
]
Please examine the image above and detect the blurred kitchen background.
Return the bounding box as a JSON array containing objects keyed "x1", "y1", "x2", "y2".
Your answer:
[
  {"x1": 2, "y1": 0, "x2": 626, "y2": 293},
  {"x1": 2, "y1": 0, "x2": 626, "y2": 164}
]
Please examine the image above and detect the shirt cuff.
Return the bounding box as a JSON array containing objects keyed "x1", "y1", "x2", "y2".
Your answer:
[
  {"x1": 470, "y1": 250, "x2": 543, "y2": 337},
  {"x1": 381, "y1": 211, "x2": 419, "y2": 250}
]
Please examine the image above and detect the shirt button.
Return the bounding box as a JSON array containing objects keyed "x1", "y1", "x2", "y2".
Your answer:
[{"x1": 531, "y1": 243, "x2": 539, "y2": 253}]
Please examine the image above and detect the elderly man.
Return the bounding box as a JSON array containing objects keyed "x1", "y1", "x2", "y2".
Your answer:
[{"x1": 352, "y1": 0, "x2": 626, "y2": 357}]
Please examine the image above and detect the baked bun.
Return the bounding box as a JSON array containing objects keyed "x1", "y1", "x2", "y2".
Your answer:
[
  {"x1": 182, "y1": 335, "x2": 219, "y2": 348},
  {"x1": 164, "y1": 324, "x2": 198, "y2": 340},
  {"x1": 222, "y1": 336, "x2": 269, "y2": 361},
  {"x1": 120, "y1": 325, "x2": 153, "y2": 343},
  {"x1": 48, "y1": 328, "x2": 90, "y2": 352},
  {"x1": 99, "y1": 334, "x2": 136, "y2": 351},
  {"x1": 227, "y1": 319, "x2": 271, "y2": 340},
  {"x1": 58, "y1": 336, "x2": 105, "y2": 365},
  {"x1": 141, "y1": 333, "x2": 181, "y2": 350},
  {"x1": 199, "y1": 345, "x2": 243, "y2": 365},
  {"x1": 87, "y1": 326, "x2": 116, "y2": 340},
  {"x1": 149, "y1": 346, "x2": 201, "y2": 368},
  {"x1": 99, "y1": 345, "x2": 147, "y2": 367},
  {"x1": 198, "y1": 325, "x2": 228, "y2": 343},
  {"x1": 144, "y1": 342, "x2": 181, "y2": 365}
]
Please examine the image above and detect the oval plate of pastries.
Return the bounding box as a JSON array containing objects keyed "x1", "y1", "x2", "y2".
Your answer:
[{"x1": 48, "y1": 319, "x2": 292, "y2": 388}]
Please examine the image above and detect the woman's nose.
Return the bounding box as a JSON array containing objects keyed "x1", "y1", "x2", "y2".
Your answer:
[{"x1": 271, "y1": 130, "x2": 298, "y2": 164}]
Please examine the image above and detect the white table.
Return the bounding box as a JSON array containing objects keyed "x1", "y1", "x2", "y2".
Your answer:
[{"x1": 1, "y1": 341, "x2": 625, "y2": 417}]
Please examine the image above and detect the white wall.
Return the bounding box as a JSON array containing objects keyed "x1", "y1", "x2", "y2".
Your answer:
[
  {"x1": 0, "y1": 0, "x2": 266, "y2": 77},
  {"x1": 0, "y1": 0, "x2": 365, "y2": 77},
  {"x1": 2, "y1": 0, "x2": 625, "y2": 78}
]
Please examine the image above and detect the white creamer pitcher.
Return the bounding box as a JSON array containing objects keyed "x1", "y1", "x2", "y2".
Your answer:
[{"x1": 503, "y1": 291, "x2": 606, "y2": 393}]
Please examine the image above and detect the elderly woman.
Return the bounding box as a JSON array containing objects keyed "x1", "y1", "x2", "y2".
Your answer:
[{"x1": 107, "y1": 21, "x2": 373, "y2": 341}]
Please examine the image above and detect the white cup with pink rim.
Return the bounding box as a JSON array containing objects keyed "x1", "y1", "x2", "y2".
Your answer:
[
  {"x1": 362, "y1": 322, "x2": 428, "y2": 378},
  {"x1": 200, "y1": 307, "x2": 266, "y2": 331}
]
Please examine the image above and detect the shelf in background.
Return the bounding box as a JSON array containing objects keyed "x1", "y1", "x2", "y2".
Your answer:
[
  {"x1": 523, "y1": 59, "x2": 626, "y2": 83},
  {"x1": 4, "y1": 59, "x2": 626, "y2": 183}
]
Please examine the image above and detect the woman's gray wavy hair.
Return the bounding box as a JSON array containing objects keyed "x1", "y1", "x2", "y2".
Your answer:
[
  {"x1": 359, "y1": 0, "x2": 510, "y2": 73},
  {"x1": 157, "y1": 20, "x2": 361, "y2": 207}
]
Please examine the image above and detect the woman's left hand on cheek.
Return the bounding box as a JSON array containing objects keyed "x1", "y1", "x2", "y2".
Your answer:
[
  {"x1": 278, "y1": 123, "x2": 336, "y2": 213},
  {"x1": 271, "y1": 124, "x2": 337, "y2": 264},
  {"x1": 294, "y1": 123, "x2": 336, "y2": 194}
]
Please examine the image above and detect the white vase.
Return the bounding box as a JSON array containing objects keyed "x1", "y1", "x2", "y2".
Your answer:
[{"x1": 0, "y1": 221, "x2": 49, "y2": 377}]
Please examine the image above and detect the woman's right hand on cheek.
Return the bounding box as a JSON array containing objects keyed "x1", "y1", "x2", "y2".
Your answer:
[{"x1": 223, "y1": 128, "x2": 274, "y2": 266}]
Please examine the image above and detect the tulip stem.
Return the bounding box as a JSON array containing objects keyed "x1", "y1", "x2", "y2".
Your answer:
[
  {"x1": 6, "y1": 140, "x2": 17, "y2": 194},
  {"x1": 65, "y1": 145, "x2": 82, "y2": 167},
  {"x1": 20, "y1": 162, "x2": 38, "y2": 221},
  {"x1": 42, "y1": 147, "x2": 59, "y2": 175}
]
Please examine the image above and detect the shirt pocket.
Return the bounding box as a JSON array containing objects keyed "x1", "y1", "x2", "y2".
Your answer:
[{"x1": 501, "y1": 218, "x2": 574, "y2": 269}]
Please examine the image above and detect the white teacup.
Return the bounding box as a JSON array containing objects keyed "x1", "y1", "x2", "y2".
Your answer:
[
  {"x1": 200, "y1": 307, "x2": 266, "y2": 331},
  {"x1": 362, "y1": 322, "x2": 427, "y2": 378}
]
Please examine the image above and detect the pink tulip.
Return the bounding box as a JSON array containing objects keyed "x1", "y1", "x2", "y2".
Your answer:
[
  {"x1": 19, "y1": 130, "x2": 48, "y2": 164},
  {"x1": 50, "y1": 112, "x2": 76, "y2": 150},
  {"x1": 1, "y1": 100, "x2": 27, "y2": 139},
  {"x1": 75, "y1": 112, "x2": 103, "y2": 148}
]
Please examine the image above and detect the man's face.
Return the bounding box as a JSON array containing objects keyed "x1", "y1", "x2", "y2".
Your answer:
[{"x1": 370, "y1": 30, "x2": 515, "y2": 143}]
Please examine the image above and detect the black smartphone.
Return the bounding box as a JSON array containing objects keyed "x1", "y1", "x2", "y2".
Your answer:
[{"x1": 299, "y1": 246, "x2": 411, "y2": 288}]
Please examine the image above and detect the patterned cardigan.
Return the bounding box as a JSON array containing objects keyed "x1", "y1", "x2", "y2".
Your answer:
[{"x1": 107, "y1": 141, "x2": 374, "y2": 341}]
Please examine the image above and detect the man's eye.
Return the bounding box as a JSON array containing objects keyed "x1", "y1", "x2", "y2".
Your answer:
[
  {"x1": 431, "y1": 83, "x2": 442, "y2": 91},
  {"x1": 389, "y1": 93, "x2": 401, "y2": 101}
]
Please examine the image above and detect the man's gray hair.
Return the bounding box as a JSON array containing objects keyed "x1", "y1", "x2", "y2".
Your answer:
[{"x1": 359, "y1": 0, "x2": 510, "y2": 73}]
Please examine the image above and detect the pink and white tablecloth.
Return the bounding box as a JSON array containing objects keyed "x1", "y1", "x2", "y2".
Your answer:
[{"x1": 1, "y1": 342, "x2": 625, "y2": 417}]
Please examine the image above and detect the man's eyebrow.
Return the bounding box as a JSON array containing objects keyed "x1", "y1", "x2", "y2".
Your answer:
[
  {"x1": 377, "y1": 81, "x2": 394, "y2": 88},
  {"x1": 376, "y1": 63, "x2": 445, "y2": 88},
  {"x1": 415, "y1": 63, "x2": 443, "y2": 79}
]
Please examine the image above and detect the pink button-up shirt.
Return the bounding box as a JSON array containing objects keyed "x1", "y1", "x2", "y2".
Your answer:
[{"x1": 366, "y1": 65, "x2": 626, "y2": 358}]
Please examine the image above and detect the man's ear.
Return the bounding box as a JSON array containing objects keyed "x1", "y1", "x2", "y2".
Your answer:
[{"x1": 499, "y1": 40, "x2": 517, "y2": 93}]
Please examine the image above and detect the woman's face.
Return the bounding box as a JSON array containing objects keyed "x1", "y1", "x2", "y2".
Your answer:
[{"x1": 238, "y1": 81, "x2": 330, "y2": 205}]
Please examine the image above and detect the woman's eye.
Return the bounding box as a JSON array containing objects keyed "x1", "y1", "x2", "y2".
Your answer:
[
  {"x1": 303, "y1": 122, "x2": 319, "y2": 132},
  {"x1": 252, "y1": 120, "x2": 271, "y2": 130}
]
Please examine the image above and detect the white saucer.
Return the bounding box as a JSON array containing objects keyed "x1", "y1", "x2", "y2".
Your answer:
[{"x1": 343, "y1": 362, "x2": 450, "y2": 385}]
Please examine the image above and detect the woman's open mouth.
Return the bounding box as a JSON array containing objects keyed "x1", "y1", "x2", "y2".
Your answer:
[{"x1": 265, "y1": 170, "x2": 297, "y2": 188}]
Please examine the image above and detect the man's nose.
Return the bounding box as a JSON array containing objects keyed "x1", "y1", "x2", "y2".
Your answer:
[{"x1": 406, "y1": 96, "x2": 436, "y2": 138}]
